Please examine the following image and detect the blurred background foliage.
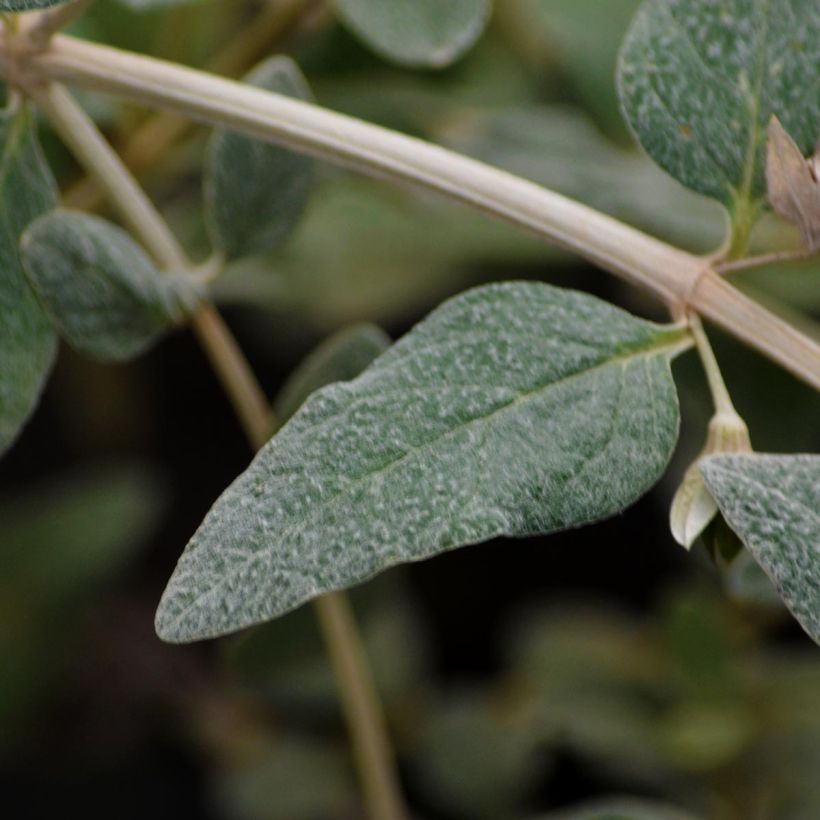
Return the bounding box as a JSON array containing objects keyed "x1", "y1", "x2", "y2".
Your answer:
[{"x1": 2, "y1": 1, "x2": 819, "y2": 818}]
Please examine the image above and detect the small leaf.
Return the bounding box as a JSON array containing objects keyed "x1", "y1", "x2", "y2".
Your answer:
[
  {"x1": 156, "y1": 282, "x2": 689, "y2": 642},
  {"x1": 334, "y1": 0, "x2": 491, "y2": 68},
  {"x1": 766, "y1": 116, "x2": 820, "y2": 251},
  {"x1": 21, "y1": 210, "x2": 201, "y2": 362},
  {"x1": 700, "y1": 454, "x2": 820, "y2": 645},
  {"x1": 204, "y1": 56, "x2": 313, "y2": 259},
  {"x1": 618, "y1": 0, "x2": 820, "y2": 218},
  {"x1": 0, "y1": 103, "x2": 58, "y2": 456},
  {"x1": 0, "y1": 0, "x2": 69, "y2": 10},
  {"x1": 274, "y1": 323, "x2": 391, "y2": 423}
]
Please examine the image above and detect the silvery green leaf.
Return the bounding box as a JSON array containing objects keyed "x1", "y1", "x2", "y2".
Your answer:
[
  {"x1": 0, "y1": 104, "x2": 58, "y2": 456},
  {"x1": 274, "y1": 323, "x2": 391, "y2": 423},
  {"x1": 0, "y1": 0, "x2": 68, "y2": 9},
  {"x1": 21, "y1": 210, "x2": 201, "y2": 362},
  {"x1": 156, "y1": 282, "x2": 689, "y2": 642},
  {"x1": 334, "y1": 0, "x2": 491, "y2": 68},
  {"x1": 204, "y1": 56, "x2": 313, "y2": 259},
  {"x1": 700, "y1": 454, "x2": 820, "y2": 645},
  {"x1": 618, "y1": 0, "x2": 820, "y2": 212}
]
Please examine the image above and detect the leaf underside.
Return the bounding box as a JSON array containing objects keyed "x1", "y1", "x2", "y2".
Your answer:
[
  {"x1": 0, "y1": 105, "x2": 58, "y2": 456},
  {"x1": 156, "y1": 282, "x2": 688, "y2": 643},
  {"x1": 701, "y1": 454, "x2": 820, "y2": 645},
  {"x1": 618, "y1": 0, "x2": 820, "y2": 208}
]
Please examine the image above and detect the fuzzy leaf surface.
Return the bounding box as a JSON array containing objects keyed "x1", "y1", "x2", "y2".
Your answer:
[
  {"x1": 0, "y1": 105, "x2": 58, "y2": 456},
  {"x1": 156, "y1": 282, "x2": 688, "y2": 642},
  {"x1": 701, "y1": 454, "x2": 820, "y2": 645},
  {"x1": 21, "y1": 210, "x2": 200, "y2": 362},
  {"x1": 0, "y1": 0, "x2": 67, "y2": 9},
  {"x1": 274, "y1": 323, "x2": 391, "y2": 422},
  {"x1": 334, "y1": 0, "x2": 490, "y2": 68},
  {"x1": 618, "y1": 0, "x2": 820, "y2": 208},
  {"x1": 205, "y1": 56, "x2": 313, "y2": 259}
]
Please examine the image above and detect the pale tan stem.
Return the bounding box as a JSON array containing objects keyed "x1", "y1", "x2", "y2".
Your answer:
[
  {"x1": 11, "y1": 34, "x2": 820, "y2": 392},
  {"x1": 688, "y1": 314, "x2": 738, "y2": 417},
  {"x1": 315, "y1": 592, "x2": 408, "y2": 820},
  {"x1": 714, "y1": 247, "x2": 816, "y2": 275},
  {"x1": 27, "y1": 0, "x2": 95, "y2": 46},
  {"x1": 30, "y1": 81, "x2": 406, "y2": 820},
  {"x1": 64, "y1": 0, "x2": 319, "y2": 210}
]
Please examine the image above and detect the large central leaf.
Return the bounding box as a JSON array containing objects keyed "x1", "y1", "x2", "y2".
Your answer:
[{"x1": 156, "y1": 283, "x2": 690, "y2": 643}]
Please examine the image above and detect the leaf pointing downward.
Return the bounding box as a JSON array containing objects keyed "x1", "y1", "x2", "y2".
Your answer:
[
  {"x1": 156, "y1": 282, "x2": 690, "y2": 643},
  {"x1": 701, "y1": 454, "x2": 820, "y2": 646}
]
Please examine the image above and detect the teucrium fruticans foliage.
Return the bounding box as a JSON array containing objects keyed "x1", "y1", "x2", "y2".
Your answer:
[
  {"x1": 156, "y1": 282, "x2": 690, "y2": 641},
  {"x1": 204, "y1": 56, "x2": 314, "y2": 259},
  {"x1": 333, "y1": 0, "x2": 491, "y2": 68},
  {"x1": 21, "y1": 210, "x2": 201, "y2": 362},
  {"x1": 618, "y1": 0, "x2": 820, "y2": 221},
  {"x1": 0, "y1": 104, "x2": 58, "y2": 455},
  {"x1": 0, "y1": 0, "x2": 815, "y2": 656},
  {"x1": 701, "y1": 455, "x2": 820, "y2": 646},
  {"x1": 0, "y1": 0, "x2": 67, "y2": 9}
]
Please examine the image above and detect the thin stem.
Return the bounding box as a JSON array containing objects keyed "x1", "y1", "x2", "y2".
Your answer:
[
  {"x1": 11, "y1": 34, "x2": 820, "y2": 392},
  {"x1": 688, "y1": 314, "x2": 737, "y2": 417},
  {"x1": 314, "y1": 592, "x2": 408, "y2": 820},
  {"x1": 715, "y1": 247, "x2": 815, "y2": 275},
  {"x1": 64, "y1": 0, "x2": 318, "y2": 211},
  {"x1": 31, "y1": 80, "x2": 406, "y2": 820}
]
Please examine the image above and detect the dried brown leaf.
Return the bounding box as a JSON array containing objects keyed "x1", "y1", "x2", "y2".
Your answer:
[{"x1": 765, "y1": 116, "x2": 820, "y2": 251}]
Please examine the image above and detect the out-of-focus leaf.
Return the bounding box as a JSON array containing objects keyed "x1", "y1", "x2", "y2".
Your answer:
[
  {"x1": 204, "y1": 56, "x2": 313, "y2": 259},
  {"x1": 224, "y1": 580, "x2": 427, "y2": 707},
  {"x1": 21, "y1": 210, "x2": 201, "y2": 361},
  {"x1": 213, "y1": 737, "x2": 356, "y2": 820},
  {"x1": 156, "y1": 282, "x2": 688, "y2": 642},
  {"x1": 0, "y1": 104, "x2": 58, "y2": 455},
  {"x1": 618, "y1": 0, "x2": 820, "y2": 219},
  {"x1": 536, "y1": 796, "x2": 701, "y2": 820},
  {"x1": 0, "y1": 465, "x2": 163, "y2": 744},
  {"x1": 413, "y1": 692, "x2": 541, "y2": 819},
  {"x1": 701, "y1": 454, "x2": 820, "y2": 645},
  {"x1": 0, "y1": 0, "x2": 67, "y2": 10},
  {"x1": 0, "y1": 465, "x2": 162, "y2": 601},
  {"x1": 334, "y1": 0, "x2": 491, "y2": 68},
  {"x1": 112, "y1": 0, "x2": 206, "y2": 9},
  {"x1": 213, "y1": 177, "x2": 549, "y2": 328},
  {"x1": 507, "y1": 0, "x2": 639, "y2": 129},
  {"x1": 442, "y1": 106, "x2": 724, "y2": 251},
  {"x1": 274, "y1": 323, "x2": 391, "y2": 422}
]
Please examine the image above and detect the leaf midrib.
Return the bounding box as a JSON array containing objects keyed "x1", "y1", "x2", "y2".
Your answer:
[{"x1": 162, "y1": 327, "x2": 689, "y2": 637}]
